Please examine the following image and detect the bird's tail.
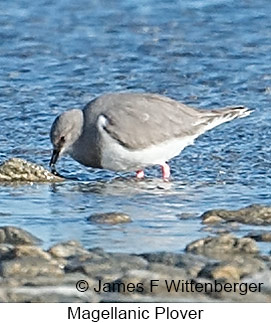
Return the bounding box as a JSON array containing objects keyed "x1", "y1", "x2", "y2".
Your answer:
[{"x1": 198, "y1": 106, "x2": 253, "y2": 132}]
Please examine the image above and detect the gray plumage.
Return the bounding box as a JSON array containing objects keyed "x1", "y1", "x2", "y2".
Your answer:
[{"x1": 50, "y1": 92, "x2": 252, "y2": 177}]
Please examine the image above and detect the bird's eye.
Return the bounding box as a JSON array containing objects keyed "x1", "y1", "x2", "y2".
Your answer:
[{"x1": 58, "y1": 136, "x2": 66, "y2": 147}]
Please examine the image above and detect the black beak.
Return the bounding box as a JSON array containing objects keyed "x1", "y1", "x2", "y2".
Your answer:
[{"x1": 49, "y1": 149, "x2": 60, "y2": 174}]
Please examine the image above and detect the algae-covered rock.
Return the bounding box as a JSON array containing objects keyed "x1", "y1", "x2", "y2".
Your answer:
[{"x1": 0, "y1": 158, "x2": 63, "y2": 182}]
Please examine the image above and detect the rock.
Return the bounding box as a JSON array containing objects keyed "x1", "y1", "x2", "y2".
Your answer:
[
  {"x1": 112, "y1": 265, "x2": 209, "y2": 301},
  {"x1": 114, "y1": 267, "x2": 184, "y2": 296},
  {"x1": 140, "y1": 252, "x2": 207, "y2": 278},
  {"x1": 193, "y1": 276, "x2": 271, "y2": 302},
  {"x1": 246, "y1": 231, "x2": 271, "y2": 242},
  {"x1": 48, "y1": 240, "x2": 90, "y2": 258},
  {"x1": 147, "y1": 262, "x2": 188, "y2": 280},
  {"x1": 0, "y1": 158, "x2": 63, "y2": 182},
  {"x1": 0, "y1": 244, "x2": 14, "y2": 260},
  {"x1": 198, "y1": 256, "x2": 266, "y2": 281},
  {"x1": 185, "y1": 234, "x2": 259, "y2": 260},
  {"x1": 66, "y1": 252, "x2": 147, "y2": 282},
  {"x1": 199, "y1": 263, "x2": 241, "y2": 281},
  {"x1": 210, "y1": 264, "x2": 241, "y2": 281},
  {"x1": 12, "y1": 245, "x2": 52, "y2": 261},
  {"x1": 140, "y1": 252, "x2": 180, "y2": 267},
  {"x1": 0, "y1": 257, "x2": 64, "y2": 278},
  {"x1": 202, "y1": 222, "x2": 240, "y2": 234},
  {"x1": 245, "y1": 270, "x2": 271, "y2": 294},
  {"x1": 1, "y1": 245, "x2": 51, "y2": 261},
  {"x1": 66, "y1": 257, "x2": 122, "y2": 282},
  {"x1": 202, "y1": 215, "x2": 224, "y2": 224},
  {"x1": 174, "y1": 254, "x2": 209, "y2": 278},
  {"x1": 0, "y1": 226, "x2": 40, "y2": 245},
  {"x1": 87, "y1": 212, "x2": 132, "y2": 225},
  {"x1": 201, "y1": 204, "x2": 271, "y2": 225},
  {"x1": 109, "y1": 253, "x2": 149, "y2": 270}
]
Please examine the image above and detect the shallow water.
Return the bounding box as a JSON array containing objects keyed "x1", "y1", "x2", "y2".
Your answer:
[{"x1": 0, "y1": 0, "x2": 271, "y2": 254}]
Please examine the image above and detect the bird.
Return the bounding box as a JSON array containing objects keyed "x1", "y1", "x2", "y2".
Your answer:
[{"x1": 49, "y1": 92, "x2": 252, "y2": 180}]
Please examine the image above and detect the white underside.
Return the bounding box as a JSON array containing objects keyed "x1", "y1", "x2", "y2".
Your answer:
[
  {"x1": 95, "y1": 108, "x2": 251, "y2": 172},
  {"x1": 97, "y1": 115, "x2": 197, "y2": 171}
]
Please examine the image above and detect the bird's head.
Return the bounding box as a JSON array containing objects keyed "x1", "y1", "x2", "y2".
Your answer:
[{"x1": 49, "y1": 109, "x2": 83, "y2": 173}]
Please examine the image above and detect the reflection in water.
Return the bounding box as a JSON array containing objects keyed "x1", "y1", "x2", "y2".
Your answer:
[{"x1": 65, "y1": 177, "x2": 177, "y2": 196}]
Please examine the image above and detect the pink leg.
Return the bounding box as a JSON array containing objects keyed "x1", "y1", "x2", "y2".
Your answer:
[
  {"x1": 136, "y1": 170, "x2": 144, "y2": 179},
  {"x1": 161, "y1": 163, "x2": 170, "y2": 180}
]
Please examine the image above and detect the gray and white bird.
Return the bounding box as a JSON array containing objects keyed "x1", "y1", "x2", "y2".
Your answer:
[{"x1": 49, "y1": 92, "x2": 252, "y2": 180}]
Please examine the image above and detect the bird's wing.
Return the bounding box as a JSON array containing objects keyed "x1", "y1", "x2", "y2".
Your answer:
[{"x1": 85, "y1": 93, "x2": 205, "y2": 150}]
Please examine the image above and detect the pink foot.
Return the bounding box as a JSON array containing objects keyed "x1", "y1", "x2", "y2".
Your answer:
[
  {"x1": 136, "y1": 170, "x2": 144, "y2": 179},
  {"x1": 161, "y1": 163, "x2": 170, "y2": 181}
]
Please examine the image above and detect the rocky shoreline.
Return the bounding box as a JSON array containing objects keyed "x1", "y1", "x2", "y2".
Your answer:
[{"x1": 0, "y1": 221, "x2": 270, "y2": 303}]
